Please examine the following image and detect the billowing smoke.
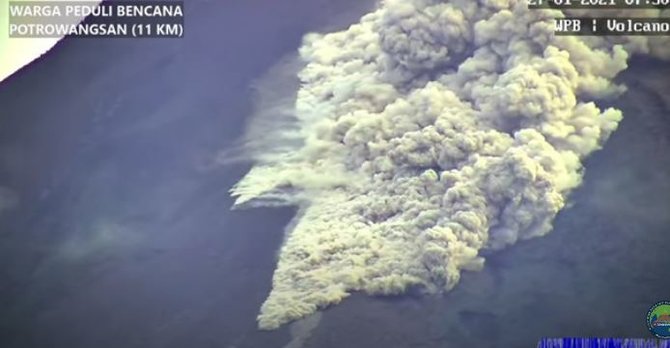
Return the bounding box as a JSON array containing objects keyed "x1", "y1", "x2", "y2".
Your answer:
[{"x1": 230, "y1": 0, "x2": 666, "y2": 330}]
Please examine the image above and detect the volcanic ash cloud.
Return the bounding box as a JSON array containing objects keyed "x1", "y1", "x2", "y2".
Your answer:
[{"x1": 230, "y1": 0, "x2": 651, "y2": 330}]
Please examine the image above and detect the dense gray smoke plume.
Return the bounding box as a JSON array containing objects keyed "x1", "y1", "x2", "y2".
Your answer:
[{"x1": 230, "y1": 0, "x2": 666, "y2": 330}]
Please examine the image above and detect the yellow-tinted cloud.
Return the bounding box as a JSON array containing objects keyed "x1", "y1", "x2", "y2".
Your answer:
[{"x1": 230, "y1": 0, "x2": 667, "y2": 330}]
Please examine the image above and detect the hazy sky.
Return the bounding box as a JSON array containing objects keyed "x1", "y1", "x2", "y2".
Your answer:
[{"x1": 0, "y1": 0, "x2": 97, "y2": 83}]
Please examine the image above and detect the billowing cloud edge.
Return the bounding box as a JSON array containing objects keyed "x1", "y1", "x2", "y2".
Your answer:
[{"x1": 229, "y1": 0, "x2": 670, "y2": 330}]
